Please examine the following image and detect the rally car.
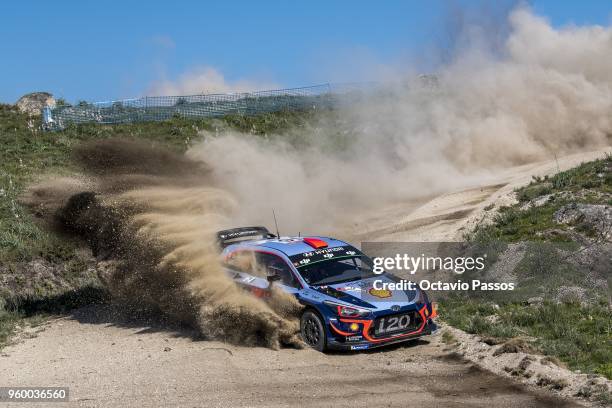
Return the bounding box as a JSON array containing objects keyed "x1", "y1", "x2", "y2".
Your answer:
[{"x1": 218, "y1": 226, "x2": 438, "y2": 351}]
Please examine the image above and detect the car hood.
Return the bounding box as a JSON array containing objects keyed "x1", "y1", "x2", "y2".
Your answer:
[{"x1": 312, "y1": 275, "x2": 418, "y2": 311}]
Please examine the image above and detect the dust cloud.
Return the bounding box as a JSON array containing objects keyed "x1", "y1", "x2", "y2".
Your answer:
[
  {"x1": 189, "y1": 6, "x2": 612, "y2": 234},
  {"x1": 25, "y1": 139, "x2": 303, "y2": 349}
]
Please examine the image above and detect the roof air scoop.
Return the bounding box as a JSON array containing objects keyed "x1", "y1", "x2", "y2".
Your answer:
[{"x1": 303, "y1": 237, "x2": 328, "y2": 249}]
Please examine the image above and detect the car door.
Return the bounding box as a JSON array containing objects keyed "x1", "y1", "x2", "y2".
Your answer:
[{"x1": 254, "y1": 252, "x2": 302, "y2": 294}]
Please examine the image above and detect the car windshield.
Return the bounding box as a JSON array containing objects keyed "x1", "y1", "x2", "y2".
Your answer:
[{"x1": 296, "y1": 256, "x2": 377, "y2": 286}]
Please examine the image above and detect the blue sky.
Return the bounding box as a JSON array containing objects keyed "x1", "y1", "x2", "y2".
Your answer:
[{"x1": 1, "y1": 0, "x2": 610, "y2": 103}]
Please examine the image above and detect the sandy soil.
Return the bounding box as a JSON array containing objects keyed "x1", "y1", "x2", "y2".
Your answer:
[
  {"x1": 352, "y1": 150, "x2": 611, "y2": 242},
  {"x1": 0, "y1": 306, "x2": 582, "y2": 408},
  {"x1": 1, "y1": 149, "x2": 609, "y2": 408}
]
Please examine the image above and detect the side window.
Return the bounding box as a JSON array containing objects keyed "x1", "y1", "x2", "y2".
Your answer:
[
  {"x1": 225, "y1": 251, "x2": 258, "y2": 275},
  {"x1": 255, "y1": 253, "x2": 300, "y2": 288}
]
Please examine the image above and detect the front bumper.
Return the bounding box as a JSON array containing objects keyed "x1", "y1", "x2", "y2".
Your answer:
[
  {"x1": 327, "y1": 319, "x2": 437, "y2": 350},
  {"x1": 326, "y1": 304, "x2": 438, "y2": 351}
]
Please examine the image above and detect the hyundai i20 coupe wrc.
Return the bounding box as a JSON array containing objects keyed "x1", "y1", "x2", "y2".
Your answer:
[{"x1": 218, "y1": 226, "x2": 438, "y2": 351}]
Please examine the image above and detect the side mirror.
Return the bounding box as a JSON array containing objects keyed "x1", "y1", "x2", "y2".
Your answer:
[{"x1": 267, "y1": 274, "x2": 281, "y2": 283}]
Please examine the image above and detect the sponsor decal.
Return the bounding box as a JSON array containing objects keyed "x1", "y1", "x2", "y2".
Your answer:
[
  {"x1": 220, "y1": 228, "x2": 267, "y2": 239},
  {"x1": 290, "y1": 245, "x2": 363, "y2": 267},
  {"x1": 368, "y1": 287, "x2": 392, "y2": 298},
  {"x1": 335, "y1": 283, "x2": 363, "y2": 292},
  {"x1": 350, "y1": 344, "x2": 370, "y2": 350},
  {"x1": 315, "y1": 285, "x2": 345, "y2": 299}
]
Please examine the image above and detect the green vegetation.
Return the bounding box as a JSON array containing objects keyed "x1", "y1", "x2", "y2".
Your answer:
[
  {"x1": 441, "y1": 299, "x2": 611, "y2": 379},
  {"x1": 470, "y1": 154, "x2": 611, "y2": 243},
  {"x1": 0, "y1": 103, "x2": 321, "y2": 348},
  {"x1": 518, "y1": 157, "x2": 612, "y2": 201},
  {"x1": 442, "y1": 155, "x2": 612, "y2": 380}
]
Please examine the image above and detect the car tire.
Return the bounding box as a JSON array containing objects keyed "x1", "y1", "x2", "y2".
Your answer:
[{"x1": 300, "y1": 310, "x2": 327, "y2": 352}]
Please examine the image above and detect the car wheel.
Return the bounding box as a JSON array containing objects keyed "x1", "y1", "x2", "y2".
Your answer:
[{"x1": 300, "y1": 310, "x2": 326, "y2": 351}]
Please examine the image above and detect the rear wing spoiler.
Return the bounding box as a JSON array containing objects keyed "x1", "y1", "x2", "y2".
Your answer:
[{"x1": 216, "y1": 226, "x2": 276, "y2": 248}]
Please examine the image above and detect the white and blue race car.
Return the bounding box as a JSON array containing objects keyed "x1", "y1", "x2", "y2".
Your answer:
[{"x1": 218, "y1": 226, "x2": 438, "y2": 351}]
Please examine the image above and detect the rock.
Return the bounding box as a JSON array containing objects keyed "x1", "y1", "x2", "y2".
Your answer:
[
  {"x1": 540, "y1": 355, "x2": 565, "y2": 367},
  {"x1": 536, "y1": 375, "x2": 569, "y2": 390},
  {"x1": 15, "y1": 92, "x2": 55, "y2": 116},
  {"x1": 484, "y1": 315, "x2": 500, "y2": 324},
  {"x1": 555, "y1": 286, "x2": 588, "y2": 305},
  {"x1": 520, "y1": 194, "x2": 554, "y2": 210},
  {"x1": 527, "y1": 297, "x2": 543, "y2": 305},
  {"x1": 504, "y1": 356, "x2": 535, "y2": 378},
  {"x1": 484, "y1": 243, "x2": 526, "y2": 283},
  {"x1": 532, "y1": 194, "x2": 553, "y2": 207},
  {"x1": 480, "y1": 336, "x2": 505, "y2": 346},
  {"x1": 553, "y1": 203, "x2": 612, "y2": 238},
  {"x1": 493, "y1": 338, "x2": 536, "y2": 356}
]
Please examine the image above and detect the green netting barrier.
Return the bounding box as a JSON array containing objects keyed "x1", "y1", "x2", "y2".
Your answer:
[{"x1": 42, "y1": 84, "x2": 338, "y2": 130}]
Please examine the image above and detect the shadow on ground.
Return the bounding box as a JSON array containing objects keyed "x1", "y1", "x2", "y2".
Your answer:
[{"x1": 66, "y1": 303, "x2": 200, "y2": 339}]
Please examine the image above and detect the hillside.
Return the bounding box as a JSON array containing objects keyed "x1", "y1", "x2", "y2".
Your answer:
[{"x1": 442, "y1": 156, "x2": 611, "y2": 383}]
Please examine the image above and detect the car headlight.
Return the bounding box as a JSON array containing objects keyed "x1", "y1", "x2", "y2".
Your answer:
[
  {"x1": 430, "y1": 302, "x2": 438, "y2": 319},
  {"x1": 323, "y1": 301, "x2": 372, "y2": 318}
]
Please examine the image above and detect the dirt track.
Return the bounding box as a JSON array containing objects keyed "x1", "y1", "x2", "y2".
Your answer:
[
  {"x1": 1, "y1": 150, "x2": 609, "y2": 408},
  {"x1": 351, "y1": 150, "x2": 612, "y2": 243},
  {"x1": 0, "y1": 305, "x2": 582, "y2": 408}
]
